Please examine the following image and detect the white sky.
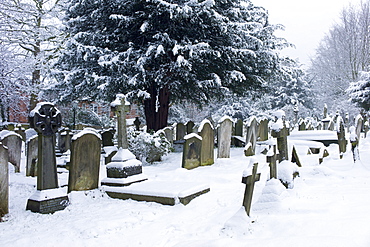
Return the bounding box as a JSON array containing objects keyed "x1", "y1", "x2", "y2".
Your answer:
[{"x1": 252, "y1": 0, "x2": 364, "y2": 67}]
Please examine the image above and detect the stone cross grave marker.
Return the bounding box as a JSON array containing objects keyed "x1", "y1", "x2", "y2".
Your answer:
[
  {"x1": 198, "y1": 119, "x2": 214, "y2": 166},
  {"x1": 242, "y1": 162, "x2": 261, "y2": 216},
  {"x1": 217, "y1": 116, "x2": 233, "y2": 158},
  {"x1": 266, "y1": 145, "x2": 279, "y2": 179},
  {"x1": 111, "y1": 94, "x2": 130, "y2": 149},
  {"x1": 0, "y1": 143, "x2": 9, "y2": 218},
  {"x1": 182, "y1": 133, "x2": 202, "y2": 169},
  {"x1": 26, "y1": 102, "x2": 69, "y2": 214},
  {"x1": 271, "y1": 111, "x2": 290, "y2": 162},
  {"x1": 0, "y1": 130, "x2": 22, "y2": 173},
  {"x1": 68, "y1": 128, "x2": 102, "y2": 193}
]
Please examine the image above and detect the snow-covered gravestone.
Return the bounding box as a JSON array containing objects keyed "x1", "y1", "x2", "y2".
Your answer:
[
  {"x1": 176, "y1": 123, "x2": 186, "y2": 141},
  {"x1": 336, "y1": 116, "x2": 347, "y2": 159},
  {"x1": 258, "y1": 118, "x2": 269, "y2": 142},
  {"x1": 198, "y1": 119, "x2": 214, "y2": 166},
  {"x1": 217, "y1": 116, "x2": 233, "y2": 158},
  {"x1": 271, "y1": 110, "x2": 290, "y2": 162},
  {"x1": 233, "y1": 119, "x2": 244, "y2": 147},
  {"x1": 242, "y1": 162, "x2": 260, "y2": 216},
  {"x1": 186, "y1": 121, "x2": 195, "y2": 134},
  {"x1": 244, "y1": 116, "x2": 258, "y2": 156},
  {"x1": 182, "y1": 133, "x2": 202, "y2": 170},
  {"x1": 266, "y1": 145, "x2": 278, "y2": 179},
  {"x1": 26, "y1": 102, "x2": 69, "y2": 214},
  {"x1": 68, "y1": 128, "x2": 102, "y2": 193},
  {"x1": 0, "y1": 143, "x2": 8, "y2": 218},
  {"x1": 101, "y1": 94, "x2": 147, "y2": 187},
  {"x1": 0, "y1": 130, "x2": 22, "y2": 173},
  {"x1": 163, "y1": 126, "x2": 174, "y2": 145},
  {"x1": 349, "y1": 126, "x2": 359, "y2": 162},
  {"x1": 26, "y1": 130, "x2": 38, "y2": 177},
  {"x1": 58, "y1": 128, "x2": 71, "y2": 153},
  {"x1": 355, "y1": 114, "x2": 363, "y2": 145}
]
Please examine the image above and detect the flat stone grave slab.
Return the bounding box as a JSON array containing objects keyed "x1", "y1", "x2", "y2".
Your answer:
[
  {"x1": 288, "y1": 130, "x2": 338, "y2": 146},
  {"x1": 103, "y1": 181, "x2": 210, "y2": 206}
]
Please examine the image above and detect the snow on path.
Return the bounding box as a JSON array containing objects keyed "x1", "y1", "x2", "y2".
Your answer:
[{"x1": 1, "y1": 138, "x2": 370, "y2": 246}]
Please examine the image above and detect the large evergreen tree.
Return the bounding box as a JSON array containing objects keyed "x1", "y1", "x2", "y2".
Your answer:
[{"x1": 54, "y1": 0, "x2": 289, "y2": 131}]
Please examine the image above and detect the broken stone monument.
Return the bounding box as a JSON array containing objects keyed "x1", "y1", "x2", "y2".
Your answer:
[
  {"x1": 68, "y1": 128, "x2": 102, "y2": 193},
  {"x1": 26, "y1": 102, "x2": 69, "y2": 214},
  {"x1": 271, "y1": 110, "x2": 290, "y2": 162}
]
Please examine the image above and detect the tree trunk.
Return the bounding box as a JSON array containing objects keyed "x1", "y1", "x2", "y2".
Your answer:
[{"x1": 144, "y1": 85, "x2": 170, "y2": 132}]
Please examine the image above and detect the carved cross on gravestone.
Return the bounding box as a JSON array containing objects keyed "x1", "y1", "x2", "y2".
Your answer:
[
  {"x1": 111, "y1": 94, "x2": 130, "y2": 149},
  {"x1": 242, "y1": 162, "x2": 261, "y2": 216},
  {"x1": 27, "y1": 102, "x2": 69, "y2": 214},
  {"x1": 266, "y1": 145, "x2": 279, "y2": 179},
  {"x1": 30, "y1": 102, "x2": 61, "y2": 190}
]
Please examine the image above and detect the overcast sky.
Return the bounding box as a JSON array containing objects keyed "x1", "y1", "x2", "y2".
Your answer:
[{"x1": 252, "y1": 0, "x2": 363, "y2": 67}]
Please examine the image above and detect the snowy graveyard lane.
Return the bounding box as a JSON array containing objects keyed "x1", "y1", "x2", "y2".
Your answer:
[{"x1": 2, "y1": 142, "x2": 370, "y2": 246}]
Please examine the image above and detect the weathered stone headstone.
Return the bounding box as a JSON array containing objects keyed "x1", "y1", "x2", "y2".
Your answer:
[
  {"x1": 349, "y1": 126, "x2": 359, "y2": 161},
  {"x1": 217, "y1": 116, "x2": 233, "y2": 158},
  {"x1": 198, "y1": 119, "x2": 214, "y2": 166},
  {"x1": 336, "y1": 116, "x2": 347, "y2": 159},
  {"x1": 26, "y1": 102, "x2": 69, "y2": 214},
  {"x1": 298, "y1": 118, "x2": 306, "y2": 131},
  {"x1": 257, "y1": 118, "x2": 269, "y2": 142},
  {"x1": 163, "y1": 126, "x2": 174, "y2": 145},
  {"x1": 233, "y1": 119, "x2": 244, "y2": 147},
  {"x1": 58, "y1": 128, "x2": 71, "y2": 153},
  {"x1": 0, "y1": 130, "x2": 22, "y2": 173},
  {"x1": 134, "y1": 117, "x2": 141, "y2": 131},
  {"x1": 186, "y1": 121, "x2": 195, "y2": 134},
  {"x1": 101, "y1": 129, "x2": 115, "y2": 147},
  {"x1": 0, "y1": 143, "x2": 9, "y2": 218},
  {"x1": 175, "y1": 123, "x2": 186, "y2": 141},
  {"x1": 266, "y1": 145, "x2": 279, "y2": 179},
  {"x1": 271, "y1": 110, "x2": 290, "y2": 162},
  {"x1": 355, "y1": 114, "x2": 363, "y2": 144},
  {"x1": 244, "y1": 116, "x2": 258, "y2": 156},
  {"x1": 242, "y1": 162, "x2": 261, "y2": 216},
  {"x1": 68, "y1": 128, "x2": 102, "y2": 193},
  {"x1": 26, "y1": 135, "x2": 38, "y2": 177},
  {"x1": 182, "y1": 133, "x2": 202, "y2": 170},
  {"x1": 14, "y1": 124, "x2": 26, "y2": 141},
  {"x1": 291, "y1": 146, "x2": 302, "y2": 167}
]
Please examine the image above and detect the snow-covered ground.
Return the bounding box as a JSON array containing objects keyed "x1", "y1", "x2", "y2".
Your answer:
[{"x1": 1, "y1": 134, "x2": 370, "y2": 247}]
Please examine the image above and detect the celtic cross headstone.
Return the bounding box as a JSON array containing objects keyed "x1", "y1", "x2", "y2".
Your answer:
[{"x1": 26, "y1": 102, "x2": 69, "y2": 214}]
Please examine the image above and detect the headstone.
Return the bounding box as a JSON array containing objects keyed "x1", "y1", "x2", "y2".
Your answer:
[
  {"x1": 198, "y1": 119, "x2": 214, "y2": 166},
  {"x1": 336, "y1": 116, "x2": 347, "y2": 159},
  {"x1": 257, "y1": 118, "x2": 269, "y2": 142},
  {"x1": 186, "y1": 121, "x2": 195, "y2": 134},
  {"x1": 111, "y1": 94, "x2": 130, "y2": 149},
  {"x1": 14, "y1": 124, "x2": 26, "y2": 141},
  {"x1": 364, "y1": 121, "x2": 369, "y2": 138},
  {"x1": 244, "y1": 116, "x2": 258, "y2": 156},
  {"x1": 0, "y1": 130, "x2": 22, "y2": 173},
  {"x1": 291, "y1": 146, "x2": 302, "y2": 167},
  {"x1": 242, "y1": 162, "x2": 261, "y2": 216},
  {"x1": 163, "y1": 126, "x2": 174, "y2": 145},
  {"x1": 0, "y1": 143, "x2": 8, "y2": 218},
  {"x1": 175, "y1": 123, "x2": 186, "y2": 141},
  {"x1": 68, "y1": 128, "x2": 102, "y2": 193},
  {"x1": 349, "y1": 126, "x2": 359, "y2": 161},
  {"x1": 266, "y1": 145, "x2": 279, "y2": 179},
  {"x1": 217, "y1": 116, "x2": 233, "y2": 158},
  {"x1": 26, "y1": 135, "x2": 38, "y2": 177},
  {"x1": 323, "y1": 104, "x2": 328, "y2": 118},
  {"x1": 101, "y1": 129, "x2": 115, "y2": 147},
  {"x1": 233, "y1": 119, "x2": 244, "y2": 147},
  {"x1": 182, "y1": 133, "x2": 202, "y2": 170},
  {"x1": 271, "y1": 110, "x2": 290, "y2": 162},
  {"x1": 298, "y1": 118, "x2": 306, "y2": 131},
  {"x1": 58, "y1": 128, "x2": 71, "y2": 153},
  {"x1": 355, "y1": 114, "x2": 363, "y2": 144},
  {"x1": 26, "y1": 102, "x2": 69, "y2": 214},
  {"x1": 134, "y1": 117, "x2": 141, "y2": 131}
]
